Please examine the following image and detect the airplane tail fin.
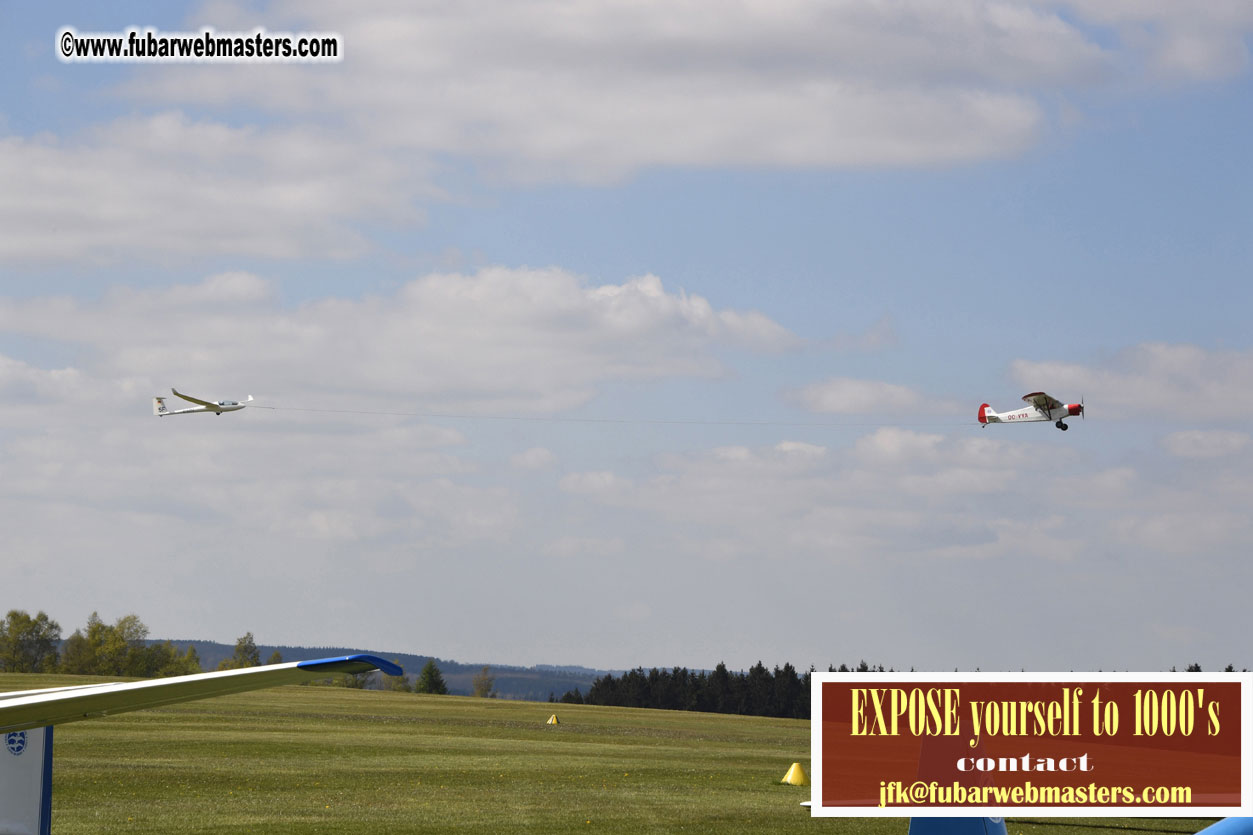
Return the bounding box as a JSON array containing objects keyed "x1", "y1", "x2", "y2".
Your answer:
[
  {"x1": 978, "y1": 403, "x2": 998, "y2": 424},
  {"x1": 245, "y1": 395, "x2": 254, "y2": 403},
  {"x1": 0, "y1": 726, "x2": 53, "y2": 835},
  {"x1": 153, "y1": 397, "x2": 169, "y2": 416}
]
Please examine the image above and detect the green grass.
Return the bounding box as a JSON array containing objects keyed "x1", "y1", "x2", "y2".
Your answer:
[{"x1": 1, "y1": 673, "x2": 1223, "y2": 834}]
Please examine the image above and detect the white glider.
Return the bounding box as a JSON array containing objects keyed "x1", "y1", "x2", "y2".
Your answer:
[
  {"x1": 0, "y1": 654, "x2": 401, "y2": 834},
  {"x1": 978, "y1": 391, "x2": 1083, "y2": 432},
  {"x1": 153, "y1": 388, "x2": 253, "y2": 416}
]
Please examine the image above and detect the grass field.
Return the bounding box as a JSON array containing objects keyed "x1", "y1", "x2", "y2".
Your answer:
[{"x1": 1, "y1": 673, "x2": 1221, "y2": 834}]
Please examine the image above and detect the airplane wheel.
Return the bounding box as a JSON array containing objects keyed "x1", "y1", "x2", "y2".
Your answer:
[{"x1": 1056, "y1": 421, "x2": 1068, "y2": 431}]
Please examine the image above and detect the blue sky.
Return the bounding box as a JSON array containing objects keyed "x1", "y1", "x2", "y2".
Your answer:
[{"x1": 2, "y1": 1, "x2": 1251, "y2": 673}]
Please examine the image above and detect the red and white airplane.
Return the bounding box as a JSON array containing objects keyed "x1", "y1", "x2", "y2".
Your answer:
[{"x1": 978, "y1": 392, "x2": 1083, "y2": 431}]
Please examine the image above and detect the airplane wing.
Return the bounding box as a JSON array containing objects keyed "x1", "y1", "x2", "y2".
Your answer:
[
  {"x1": 0, "y1": 654, "x2": 401, "y2": 734},
  {"x1": 171, "y1": 388, "x2": 218, "y2": 407},
  {"x1": 1021, "y1": 391, "x2": 1063, "y2": 412}
]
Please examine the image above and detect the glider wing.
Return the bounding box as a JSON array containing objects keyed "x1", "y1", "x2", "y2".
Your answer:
[
  {"x1": 0, "y1": 655, "x2": 401, "y2": 734},
  {"x1": 171, "y1": 388, "x2": 219, "y2": 408}
]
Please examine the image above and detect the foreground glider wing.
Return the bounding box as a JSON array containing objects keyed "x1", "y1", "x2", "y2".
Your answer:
[
  {"x1": 0, "y1": 655, "x2": 401, "y2": 734},
  {"x1": 0, "y1": 655, "x2": 400, "y2": 835}
]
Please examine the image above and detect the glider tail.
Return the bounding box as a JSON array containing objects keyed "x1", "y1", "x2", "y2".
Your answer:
[{"x1": 153, "y1": 397, "x2": 169, "y2": 417}]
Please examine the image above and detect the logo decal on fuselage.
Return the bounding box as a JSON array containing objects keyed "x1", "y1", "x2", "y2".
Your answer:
[{"x1": 5, "y1": 731, "x2": 27, "y2": 755}]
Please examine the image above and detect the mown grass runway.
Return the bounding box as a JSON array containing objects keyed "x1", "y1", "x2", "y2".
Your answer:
[{"x1": 1, "y1": 674, "x2": 1220, "y2": 834}]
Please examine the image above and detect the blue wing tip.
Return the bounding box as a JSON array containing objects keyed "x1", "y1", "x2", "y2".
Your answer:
[{"x1": 297, "y1": 654, "x2": 404, "y2": 677}]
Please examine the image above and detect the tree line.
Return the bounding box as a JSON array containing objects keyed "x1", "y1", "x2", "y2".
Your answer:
[
  {"x1": 0, "y1": 609, "x2": 454, "y2": 693},
  {"x1": 559, "y1": 660, "x2": 897, "y2": 718},
  {"x1": 557, "y1": 660, "x2": 1250, "y2": 719},
  {"x1": 556, "y1": 661, "x2": 817, "y2": 719},
  {"x1": 9, "y1": 609, "x2": 1240, "y2": 710},
  {"x1": 0, "y1": 609, "x2": 202, "y2": 678}
]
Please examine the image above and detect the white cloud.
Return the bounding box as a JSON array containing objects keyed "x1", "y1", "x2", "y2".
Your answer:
[
  {"x1": 792, "y1": 377, "x2": 941, "y2": 414},
  {"x1": 1110, "y1": 509, "x2": 1251, "y2": 557},
  {"x1": 854, "y1": 427, "x2": 946, "y2": 463},
  {"x1": 9, "y1": 2, "x2": 1249, "y2": 266},
  {"x1": 0, "y1": 268, "x2": 795, "y2": 413},
  {"x1": 559, "y1": 470, "x2": 632, "y2": 496},
  {"x1": 0, "y1": 268, "x2": 793, "y2": 563},
  {"x1": 552, "y1": 421, "x2": 1253, "y2": 659},
  {"x1": 0, "y1": 355, "x2": 85, "y2": 402},
  {"x1": 1011, "y1": 343, "x2": 1253, "y2": 421},
  {"x1": 0, "y1": 113, "x2": 425, "y2": 264},
  {"x1": 571, "y1": 431, "x2": 1035, "y2": 557},
  {"x1": 125, "y1": 0, "x2": 1115, "y2": 184},
  {"x1": 4, "y1": 323, "x2": 1252, "y2": 669},
  {"x1": 510, "y1": 447, "x2": 556, "y2": 470},
  {"x1": 774, "y1": 440, "x2": 827, "y2": 458},
  {"x1": 1162, "y1": 430, "x2": 1251, "y2": 459},
  {"x1": 1049, "y1": 1, "x2": 1253, "y2": 81}
]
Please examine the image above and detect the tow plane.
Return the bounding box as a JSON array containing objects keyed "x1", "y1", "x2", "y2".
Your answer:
[
  {"x1": 978, "y1": 392, "x2": 1083, "y2": 431},
  {"x1": 153, "y1": 388, "x2": 253, "y2": 416}
]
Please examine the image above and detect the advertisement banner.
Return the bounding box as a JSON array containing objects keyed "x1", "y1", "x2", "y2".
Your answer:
[{"x1": 811, "y1": 672, "x2": 1252, "y2": 817}]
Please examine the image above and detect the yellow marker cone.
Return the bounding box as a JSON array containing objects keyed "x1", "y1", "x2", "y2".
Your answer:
[
  {"x1": 546, "y1": 714, "x2": 560, "y2": 725},
  {"x1": 781, "y1": 762, "x2": 809, "y2": 785}
]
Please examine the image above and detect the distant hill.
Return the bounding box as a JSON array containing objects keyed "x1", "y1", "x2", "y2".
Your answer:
[{"x1": 157, "y1": 640, "x2": 609, "y2": 701}]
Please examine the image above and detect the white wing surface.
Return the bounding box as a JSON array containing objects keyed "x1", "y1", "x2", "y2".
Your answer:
[
  {"x1": 170, "y1": 388, "x2": 218, "y2": 407},
  {"x1": 0, "y1": 655, "x2": 401, "y2": 734}
]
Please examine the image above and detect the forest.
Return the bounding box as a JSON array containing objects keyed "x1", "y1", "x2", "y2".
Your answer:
[{"x1": 556, "y1": 661, "x2": 889, "y2": 719}]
